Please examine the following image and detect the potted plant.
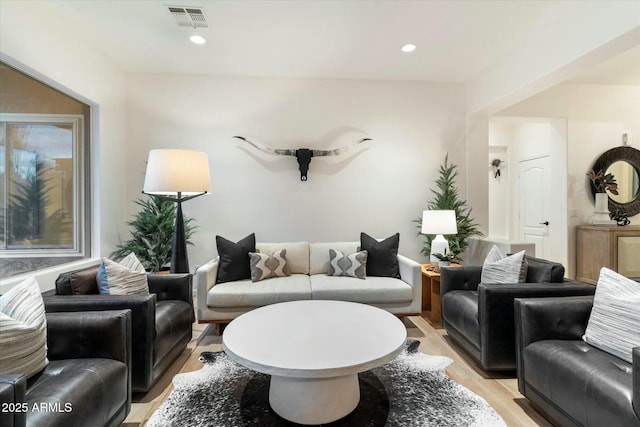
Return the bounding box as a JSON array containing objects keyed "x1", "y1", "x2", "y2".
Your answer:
[
  {"x1": 587, "y1": 169, "x2": 618, "y2": 195},
  {"x1": 111, "y1": 196, "x2": 196, "y2": 272},
  {"x1": 433, "y1": 249, "x2": 459, "y2": 270},
  {"x1": 587, "y1": 169, "x2": 618, "y2": 215},
  {"x1": 415, "y1": 155, "x2": 483, "y2": 261}
]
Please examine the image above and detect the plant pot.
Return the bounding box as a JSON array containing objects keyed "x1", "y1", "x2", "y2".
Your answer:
[
  {"x1": 595, "y1": 192, "x2": 608, "y2": 213},
  {"x1": 438, "y1": 260, "x2": 451, "y2": 269}
]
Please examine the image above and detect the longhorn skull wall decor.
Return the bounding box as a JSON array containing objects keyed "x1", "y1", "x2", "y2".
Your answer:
[{"x1": 233, "y1": 136, "x2": 372, "y2": 181}]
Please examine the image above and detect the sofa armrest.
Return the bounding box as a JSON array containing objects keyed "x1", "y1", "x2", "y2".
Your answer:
[
  {"x1": 0, "y1": 375, "x2": 27, "y2": 427},
  {"x1": 195, "y1": 258, "x2": 219, "y2": 322},
  {"x1": 440, "y1": 266, "x2": 482, "y2": 297},
  {"x1": 46, "y1": 310, "x2": 132, "y2": 365},
  {"x1": 397, "y1": 254, "x2": 422, "y2": 313},
  {"x1": 477, "y1": 283, "x2": 595, "y2": 370},
  {"x1": 514, "y1": 295, "x2": 594, "y2": 394},
  {"x1": 634, "y1": 346, "x2": 640, "y2": 419}
]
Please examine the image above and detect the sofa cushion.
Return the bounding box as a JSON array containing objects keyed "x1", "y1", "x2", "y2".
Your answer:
[
  {"x1": 360, "y1": 232, "x2": 401, "y2": 278},
  {"x1": 441, "y1": 290, "x2": 480, "y2": 350},
  {"x1": 583, "y1": 267, "x2": 640, "y2": 363},
  {"x1": 25, "y1": 358, "x2": 127, "y2": 427},
  {"x1": 480, "y1": 246, "x2": 527, "y2": 284},
  {"x1": 523, "y1": 340, "x2": 636, "y2": 427},
  {"x1": 256, "y1": 242, "x2": 309, "y2": 274},
  {"x1": 249, "y1": 249, "x2": 290, "y2": 282},
  {"x1": 309, "y1": 242, "x2": 359, "y2": 275},
  {"x1": 310, "y1": 275, "x2": 412, "y2": 304},
  {"x1": 216, "y1": 233, "x2": 256, "y2": 284},
  {"x1": 97, "y1": 256, "x2": 149, "y2": 296},
  {"x1": 0, "y1": 276, "x2": 48, "y2": 379},
  {"x1": 207, "y1": 275, "x2": 312, "y2": 308},
  {"x1": 328, "y1": 249, "x2": 367, "y2": 279}
]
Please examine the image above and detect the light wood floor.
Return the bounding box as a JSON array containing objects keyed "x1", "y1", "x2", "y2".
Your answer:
[{"x1": 123, "y1": 313, "x2": 554, "y2": 427}]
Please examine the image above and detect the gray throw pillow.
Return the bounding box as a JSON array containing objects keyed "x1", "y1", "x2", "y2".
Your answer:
[
  {"x1": 328, "y1": 249, "x2": 368, "y2": 279},
  {"x1": 583, "y1": 267, "x2": 640, "y2": 363},
  {"x1": 249, "y1": 249, "x2": 290, "y2": 282},
  {"x1": 480, "y1": 246, "x2": 527, "y2": 284}
]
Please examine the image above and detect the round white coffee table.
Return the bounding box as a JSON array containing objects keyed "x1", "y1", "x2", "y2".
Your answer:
[{"x1": 222, "y1": 300, "x2": 407, "y2": 425}]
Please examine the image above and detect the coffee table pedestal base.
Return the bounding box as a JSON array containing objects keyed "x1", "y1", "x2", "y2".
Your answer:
[{"x1": 269, "y1": 374, "x2": 360, "y2": 425}]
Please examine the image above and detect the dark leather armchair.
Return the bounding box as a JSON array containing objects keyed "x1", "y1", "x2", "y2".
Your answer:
[
  {"x1": 440, "y1": 256, "x2": 596, "y2": 371},
  {"x1": 0, "y1": 310, "x2": 132, "y2": 427},
  {"x1": 43, "y1": 265, "x2": 194, "y2": 392},
  {"x1": 515, "y1": 296, "x2": 640, "y2": 427}
]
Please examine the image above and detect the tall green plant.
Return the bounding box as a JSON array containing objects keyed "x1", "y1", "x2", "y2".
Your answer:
[
  {"x1": 111, "y1": 196, "x2": 196, "y2": 272},
  {"x1": 415, "y1": 155, "x2": 483, "y2": 258}
]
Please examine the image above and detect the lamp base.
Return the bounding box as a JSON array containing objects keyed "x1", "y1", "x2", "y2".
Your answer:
[
  {"x1": 171, "y1": 198, "x2": 189, "y2": 274},
  {"x1": 430, "y1": 235, "x2": 450, "y2": 265}
]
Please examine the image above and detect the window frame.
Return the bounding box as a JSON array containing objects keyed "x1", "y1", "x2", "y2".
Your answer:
[{"x1": 1, "y1": 113, "x2": 85, "y2": 256}]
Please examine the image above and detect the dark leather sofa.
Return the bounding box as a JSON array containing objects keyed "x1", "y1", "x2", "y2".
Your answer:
[
  {"x1": 0, "y1": 310, "x2": 132, "y2": 427},
  {"x1": 42, "y1": 265, "x2": 194, "y2": 392},
  {"x1": 440, "y1": 256, "x2": 596, "y2": 371},
  {"x1": 515, "y1": 296, "x2": 640, "y2": 427}
]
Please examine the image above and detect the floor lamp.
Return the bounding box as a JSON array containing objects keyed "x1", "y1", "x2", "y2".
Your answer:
[
  {"x1": 421, "y1": 210, "x2": 458, "y2": 264},
  {"x1": 143, "y1": 149, "x2": 212, "y2": 273}
]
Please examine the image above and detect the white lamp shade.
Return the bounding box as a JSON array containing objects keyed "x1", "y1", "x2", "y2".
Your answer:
[
  {"x1": 421, "y1": 210, "x2": 458, "y2": 235},
  {"x1": 143, "y1": 149, "x2": 212, "y2": 196}
]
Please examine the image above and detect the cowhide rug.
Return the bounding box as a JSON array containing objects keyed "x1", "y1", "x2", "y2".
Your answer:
[{"x1": 146, "y1": 339, "x2": 506, "y2": 426}]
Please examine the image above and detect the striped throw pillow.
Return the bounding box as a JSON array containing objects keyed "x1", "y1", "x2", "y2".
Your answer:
[
  {"x1": 0, "y1": 276, "x2": 48, "y2": 379},
  {"x1": 328, "y1": 249, "x2": 368, "y2": 279},
  {"x1": 583, "y1": 267, "x2": 640, "y2": 363},
  {"x1": 249, "y1": 249, "x2": 290, "y2": 282},
  {"x1": 480, "y1": 246, "x2": 527, "y2": 284},
  {"x1": 97, "y1": 252, "x2": 149, "y2": 295}
]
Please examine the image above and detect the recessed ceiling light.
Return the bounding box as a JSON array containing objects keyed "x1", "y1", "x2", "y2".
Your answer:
[
  {"x1": 190, "y1": 35, "x2": 206, "y2": 45},
  {"x1": 401, "y1": 43, "x2": 416, "y2": 53}
]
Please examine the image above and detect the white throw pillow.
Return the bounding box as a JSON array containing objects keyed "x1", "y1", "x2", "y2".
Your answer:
[
  {"x1": 328, "y1": 249, "x2": 368, "y2": 279},
  {"x1": 249, "y1": 249, "x2": 290, "y2": 282},
  {"x1": 97, "y1": 252, "x2": 149, "y2": 295},
  {"x1": 0, "y1": 276, "x2": 48, "y2": 378},
  {"x1": 583, "y1": 267, "x2": 640, "y2": 363},
  {"x1": 480, "y1": 246, "x2": 527, "y2": 284}
]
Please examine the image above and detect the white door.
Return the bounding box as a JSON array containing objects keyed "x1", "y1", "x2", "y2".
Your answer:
[{"x1": 519, "y1": 156, "x2": 551, "y2": 258}]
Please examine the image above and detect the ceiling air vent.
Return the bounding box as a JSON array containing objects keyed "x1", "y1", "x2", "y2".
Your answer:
[{"x1": 168, "y1": 6, "x2": 208, "y2": 28}]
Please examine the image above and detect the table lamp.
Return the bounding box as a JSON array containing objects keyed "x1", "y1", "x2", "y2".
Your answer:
[
  {"x1": 421, "y1": 210, "x2": 458, "y2": 264},
  {"x1": 143, "y1": 149, "x2": 211, "y2": 273}
]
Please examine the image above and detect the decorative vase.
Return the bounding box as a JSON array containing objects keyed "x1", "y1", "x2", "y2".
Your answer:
[
  {"x1": 592, "y1": 192, "x2": 614, "y2": 225},
  {"x1": 595, "y1": 192, "x2": 608, "y2": 212}
]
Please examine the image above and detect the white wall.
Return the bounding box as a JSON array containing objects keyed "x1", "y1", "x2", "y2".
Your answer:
[
  {"x1": 126, "y1": 73, "x2": 466, "y2": 269},
  {"x1": 467, "y1": 5, "x2": 640, "y2": 114},
  {"x1": 0, "y1": 1, "x2": 128, "y2": 292},
  {"x1": 489, "y1": 118, "x2": 568, "y2": 267},
  {"x1": 496, "y1": 83, "x2": 640, "y2": 277}
]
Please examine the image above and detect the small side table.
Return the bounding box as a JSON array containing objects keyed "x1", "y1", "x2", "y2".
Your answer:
[{"x1": 421, "y1": 263, "x2": 458, "y2": 324}]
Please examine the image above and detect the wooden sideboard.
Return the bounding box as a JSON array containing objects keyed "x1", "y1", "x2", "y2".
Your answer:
[{"x1": 576, "y1": 225, "x2": 640, "y2": 284}]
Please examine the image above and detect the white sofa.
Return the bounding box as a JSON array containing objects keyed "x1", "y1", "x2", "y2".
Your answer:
[{"x1": 195, "y1": 241, "x2": 422, "y2": 331}]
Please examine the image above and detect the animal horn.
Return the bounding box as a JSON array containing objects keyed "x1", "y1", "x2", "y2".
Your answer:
[
  {"x1": 233, "y1": 136, "x2": 296, "y2": 156},
  {"x1": 312, "y1": 138, "x2": 372, "y2": 157}
]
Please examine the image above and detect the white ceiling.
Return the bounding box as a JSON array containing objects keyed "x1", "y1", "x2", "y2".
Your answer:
[{"x1": 38, "y1": 0, "x2": 640, "y2": 84}]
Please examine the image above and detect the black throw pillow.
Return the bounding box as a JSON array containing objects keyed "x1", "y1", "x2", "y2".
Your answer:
[
  {"x1": 360, "y1": 232, "x2": 400, "y2": 278},
  {"x1": 216, "y1": 233, "x2": 256, "y2": 284}
]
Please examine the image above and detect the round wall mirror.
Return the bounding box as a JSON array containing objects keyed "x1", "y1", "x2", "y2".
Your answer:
[
  {"x1": 591, "y1": 146, "x2": 640, "y2": 217},
  {"x1": 606, "y1": 160, "x2": 640, "y2": 204}
]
